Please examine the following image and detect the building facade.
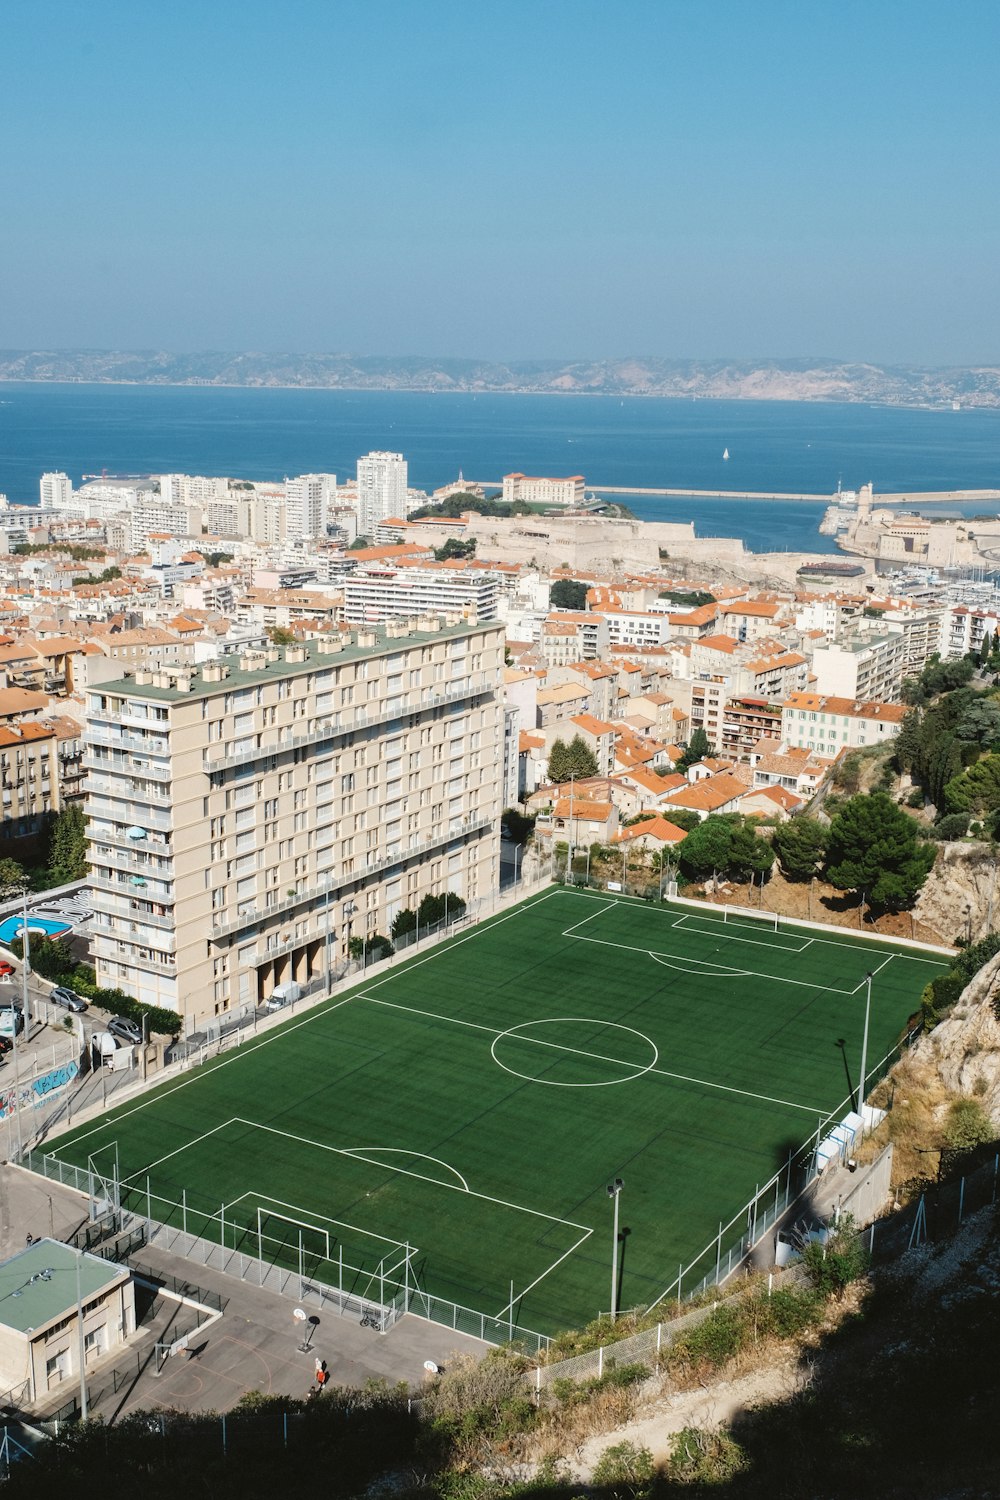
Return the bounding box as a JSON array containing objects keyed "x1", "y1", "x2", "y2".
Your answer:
[
  {"x1": 501, "y1": 473, "x2": 585, "y2": 508},
  {"x1": 85, "y1": 621, "x2": 503, "y2": 1026},
  {"x1": 357, "y1": 452, "x2": 408, "y2": 538}
]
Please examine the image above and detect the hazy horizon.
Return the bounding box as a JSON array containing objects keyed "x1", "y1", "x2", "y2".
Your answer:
[{"x1": 5, "y1": 2, "x2": 999, "y2": 365}]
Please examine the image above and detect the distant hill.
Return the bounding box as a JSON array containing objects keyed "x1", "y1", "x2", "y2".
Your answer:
[{"x1": 2, "y1": 350, "x2": 1000, "y2": 406}]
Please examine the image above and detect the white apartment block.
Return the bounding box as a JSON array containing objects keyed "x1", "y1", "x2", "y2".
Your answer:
[
  {"x1": 357, "y1": 452, "x2": 408, "y2": 537},
  {"x1": 781, "y1": 692, "x2": 907, "y2": 754},
  {"x1": 601, "y1": 608, "x2": 674, "y2": 648},
  {"x1": 285, "y1": 473, "x2": 336, "y2": 539},
  {"x1": 810, "y1": 634, "x2": 907, "y2": 702},
  {"x1": 944, "y1": 604, "x2": 1000, "y2": 659},
  {"x1": 158, "y1": 475, "x2": 229, "y2": 506},
  {"x1": 131, "y1": 503, "x2": 203, "y2": 548},
  {"x1": 501, "y1": 473, "x2": 585, "y2": 508},
  {"x1": 39, "y1": 471, "x2": 74, "y2": 508},
  {"x1": 343, "y1": 569, "x2": 500, "y2": 623},
  {"x1": 85, "y1": 620, "x2": 503, "y2": 1026}
]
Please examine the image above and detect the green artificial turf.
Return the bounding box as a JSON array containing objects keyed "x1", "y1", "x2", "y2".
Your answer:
[{"x1": 42, "y1": 888, "x2": 948, "y2": 1338}]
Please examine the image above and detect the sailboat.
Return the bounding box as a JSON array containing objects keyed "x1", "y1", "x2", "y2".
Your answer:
[{"x1": 723, "y1": 447, "x2": 729, "y2": 461}]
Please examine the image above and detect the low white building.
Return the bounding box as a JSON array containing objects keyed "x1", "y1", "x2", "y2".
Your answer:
[{"x1": 781, "y1": 691, "x2": 908, "y2": 753}]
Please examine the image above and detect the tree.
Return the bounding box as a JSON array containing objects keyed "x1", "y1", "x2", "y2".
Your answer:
[
  {"x1": 944, "y1": 754, "x2": 1000, "y2": 817},
  {"x1": 390, "y1": 908, "x2": 416, "y2": 939},
  {"x1": 433, "y1": 537, "x2": 476, "y2": 561},
  {"x1": 956, "y1": 698, "x2": 1000, "y2": 746},
  {"x1": 825, "y1": 792, "x2": 936, "y2": 912},
  {"x1": 0, "y1": 858, "x2": 26, "y2": 900},
  {"x1": 547, "y1": 735, "x2": 598, "y2": 783},
  {"x1": 678, "y1": 727, "x2": 713, "y2": 771},
  {"x1": 417, "y1": 891, "x2": 466, "y2": 927},
  {"x1": 267, "y1": 626, "x2": 297, "y2": 646},
  {"x1": 46, "y1": 805, "x2": 88, "y2": 883},
  {"x1": 980, "y1": 631, "x2": 994, "y2": 667},
  {"x1": 727, "y1": 823, "x2": 775, "y2": 882},
  {"x1": 801, "y1": 1215, "x2": 869, "y2": 1300},
  {"x1": 678, "y1": 815, "x2": 738, "y2": 880},
  {"x1": 772, "y1": 817, "x2": 828, "y2": 880},
  {"x1": 549, "y1": 578, "x2": 589, "y2": 611},
  {"x1": 347, "y1": 534, "x2": 370, "y2": 550},
  {"x1": 500, "y1": 808, "x2": 535, "y2": 844},
  {"x1": 891, "y1": 708, "x2": 923, "y2": 774}
]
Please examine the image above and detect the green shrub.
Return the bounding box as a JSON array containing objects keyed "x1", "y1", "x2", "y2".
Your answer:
[
  {"x1": 592, "y1": 1440, "x2": 655, "y2": 1495},
  {"x1": 941, "y1": 1097, "x2": 995, "y2": 1173},
  {"x1": 932, "y1": 812, "x2": 970, "y2": 840},
  {"x1": 801, "y1": 1215, "x2": 869, "y2": 1299},
  {"x1": 667, "y1": 1426, "x2": 747, "y2": 1485}
]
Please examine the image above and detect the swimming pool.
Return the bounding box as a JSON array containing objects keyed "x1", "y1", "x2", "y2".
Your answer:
[{"x1": 0, "y1": 916, "x2": 72, "y2": 945}]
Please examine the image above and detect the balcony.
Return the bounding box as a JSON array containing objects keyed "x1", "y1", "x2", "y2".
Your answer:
[
  {"x1": 84, "y1": 751, "x2": 171, "y2": 783},
  {"x1": 86, "y1": 774, "x2": 172, "y2": 806},
  {"x1": 88, "y1": 823, "x2": 173, "y2": 857},
  {"x1": 86, "y1": 794, "x2": 173, "y2": 830},
  {"x1": 87, "y1": 726, "x2": 170, "y2": 756},
  {"x1": 90, "y1": 933, "x2": 177, "y2": 976},
  {"x1": 90, "y1": 884, "x2": 175, "y2": 929},
  {"x1": 210, "y1": 813, "x2": 492, "y2": 941},
  {"x1": 202, "y1": 675, "x2": 496, "y2": 773}
]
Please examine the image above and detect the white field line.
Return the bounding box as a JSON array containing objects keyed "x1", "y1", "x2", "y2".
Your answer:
[
  {"x1": 44, "y1": 889, "x2": 566, "y2": 1156},
  {"x1": 493, "y1": 1225, "x2": 594, "y2": 1322},
  {"x1": 363, "y1": 994, "x2": 824, "y2": 1115},
  {"x1": 672, "y1": 917, "x2": 813, "y2": 955},
  {"x1": 559, "y1": 899, "x2": 620, "y2": 939},
  {"x1": 239, "y1": 1117, "x2": 591, "y2": 1234},
  {"x1": 227, "y1": 1188, "x2": 407, "y2": 1251},
  {"x1": 573, "y1": 889, "x2": 948, "y2": 965},
  {"x1": 117, "y1": 1120, "x2": 235, "y2": 1186},
  {"x1": 572, "y1": 931, "x2": 863, "y2": 996}
]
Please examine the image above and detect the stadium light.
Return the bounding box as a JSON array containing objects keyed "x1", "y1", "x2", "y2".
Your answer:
[
  {"x1": 858, "y1": 973, "x2": 873, "y2": 1131},
  {"x1": 607, "y1": 1177, "x2": 624, "y2": 1318}
]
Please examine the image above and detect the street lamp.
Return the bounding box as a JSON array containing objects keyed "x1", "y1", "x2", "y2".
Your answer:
[
  {"x1": 343, "y1": 901, "x2": 357, "y2": 966},
  {"x1": 857, "y1": 972, "x2": 873, "y2": 1130},
  {"x1": 607, "y1": 1177, "x2": 624, "y2": 1318}
]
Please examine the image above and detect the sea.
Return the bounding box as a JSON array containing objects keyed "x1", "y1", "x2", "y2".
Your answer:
[{"x1": 1, "y1": 382, "x2": 999, "y2": 556}]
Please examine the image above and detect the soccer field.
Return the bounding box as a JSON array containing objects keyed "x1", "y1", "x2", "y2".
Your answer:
[{"x1": 41, "y1": 888, "x2": 948, "y2": 1338}]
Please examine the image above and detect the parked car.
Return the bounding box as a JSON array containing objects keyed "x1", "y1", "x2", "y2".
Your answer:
[
  {"x1": 49, "y1": 986, "x2": 88, "y2": 1013},
  {"x1": 108, "y1": 1016, "x2": 142, "y2": 1045},
  {"x1": 0, "y1": 961, "x2": 14, "y2": 979},
  {"x1": 0, "y1": 1008, "x2": 24, "y2": 1038},
  {"x1": 0, "y1": 1034, "x2": 12, "y2": 1055}
]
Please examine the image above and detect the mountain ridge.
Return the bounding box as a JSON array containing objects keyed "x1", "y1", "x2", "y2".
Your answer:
[{"x1": 2, "y1": 350, "x2": 1000, "y2": 406}]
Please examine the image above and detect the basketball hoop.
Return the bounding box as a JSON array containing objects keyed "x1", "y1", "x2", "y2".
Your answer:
[{"x1": 293, "y1": 1306, "x2": 312, "y2": 1352}]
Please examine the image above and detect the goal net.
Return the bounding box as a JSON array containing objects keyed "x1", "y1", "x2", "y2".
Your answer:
[
  {"x1": 255, "y1": 1207, "x2": 331, "y2": 1264},
  {"x1": 722, "y1": 905, "x2": 778, "y2": 934}
]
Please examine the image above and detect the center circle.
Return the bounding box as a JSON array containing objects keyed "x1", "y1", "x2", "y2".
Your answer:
[{"x1": 490, "y1": 1017, "x2": 659, "y2": 1088}]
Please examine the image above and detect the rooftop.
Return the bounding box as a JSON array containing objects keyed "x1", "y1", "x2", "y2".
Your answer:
[
  {"x1": 0, "y1": 1239, "x2": 129, "y2": 1336},
  {"x1": 93, "y1": 619, "x2": 499, "y2": 703}
]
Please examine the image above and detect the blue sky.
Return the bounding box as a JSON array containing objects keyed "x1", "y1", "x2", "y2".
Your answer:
[{"x1": 3, "y1": 0, "x2": 998, "y2": 363}]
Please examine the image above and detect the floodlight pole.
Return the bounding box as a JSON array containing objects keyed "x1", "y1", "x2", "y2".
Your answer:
[
  {"x1": 607, "y1": 1177, "x2": 624, "y2": 1318},
  {"x1": 858, "y1": 972, "x2": 873, "y2": 1125},
  {"x1": 75, "y1": 1248, "x2": 88, "y2": 1422},
  {"x1": 20, "y1": 890, "x2": 32, "y2": 1029}
]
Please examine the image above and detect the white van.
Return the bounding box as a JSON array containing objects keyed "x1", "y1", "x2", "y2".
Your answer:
[
  {"x1": 264, "y1": 982, "x2": 303, "y2": 1011},
  {"x1": 0, "y1": 1006, "x2": 24, "y2": 1038}
]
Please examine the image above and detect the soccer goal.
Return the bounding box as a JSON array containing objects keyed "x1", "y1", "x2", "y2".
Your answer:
[
  {"x1": 721, "y1": 905, "x2": 779, "y2": 934},
  {"x1": 255, "y1": 1206, "x2": 331, "y2": 1264}
]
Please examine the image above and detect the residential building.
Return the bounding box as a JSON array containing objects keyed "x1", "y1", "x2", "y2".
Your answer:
[
  {"x1": 0, "y1": 722, "x2": 60, "y2": 835},
  {"x1": 943, "y1": 604, "x2": 1000, "y2": 660},
  {"x1": 501, "y1": 473, "x2": 585, "y2": 508},
  {"x1": 537, "y1": 611, "x2": 609, "y2": 664},
  {"x1": 342, "y1": 569, "x2": 500, "y2": 623},
  {"x1": 357, "y1": 452, "x2": 408, "y2": 537},
  {"x1": 85, "y1": 620, "x2": 503, "y2": 1024},
  {"x1": 285, "y1": 474, "x2": 336, "y2": 539},
  {"x1": 720, "y1": 695, "x2": 782, "y2": 759},
  {"x1": 780, "y1": 691, "x2": 907, "y2": 753},
  {"x1": 809, "y1": 635, "x2": 908, "y2": 702},
  {"x1": 39, "y1": 472, "x2": 73, "y2": 508}
]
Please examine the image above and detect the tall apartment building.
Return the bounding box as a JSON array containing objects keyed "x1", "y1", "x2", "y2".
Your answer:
[
  {"x1": 501, "y1": 473, "x2": 585, "y2": 508},
  {"x1": 357, "y1": 452, "x2": 408, "y2": 537},
  {"x1": 39, "y1": 472, "x2": 74, "y2": 508},
  {"x1": 86, "y1": 620, "x2": 503, "y2": 1026},
  {"x1": 343, "y1": 569, "x2": 500, "y2": 623},
  {"x1": 810, "y1": 634, "x2": 907, "y2": 702},
  {"x1": 158, "y1": 475, "x2": 229, "y2": 506},
  {"x1": 285, "y1": 473, "x2": 336, "y2": 539}
]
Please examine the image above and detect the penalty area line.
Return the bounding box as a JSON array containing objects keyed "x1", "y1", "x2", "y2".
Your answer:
[{"x1": 493, "y1": 1224, "x2": 593, "y2": 1322}]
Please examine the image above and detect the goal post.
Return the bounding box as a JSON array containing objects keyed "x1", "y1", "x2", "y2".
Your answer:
[
  {"x1": 255, "y1": 1206, "x2": 331, "y2": 1264},
  {"x1": 721, "y1": 905, "x2": 778, "y2": 934}
]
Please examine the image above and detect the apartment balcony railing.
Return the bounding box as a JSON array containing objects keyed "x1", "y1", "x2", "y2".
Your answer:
[
  {"x1": 84, "y1": 751, "x2": 171, "y2": 783},
  {"x1": 89, "y1": 933, "x2": 177, "y2": 976},
  {"x1": 89, "y1": 854, "x2": 173, "y2": 892},
  {"x1": 86, "y1": 774, "x2": 173, "y2": 806},
  {"x1": 88, "y1": 823, "x2": 173, "y2": 857},
  {"x1": 86, "y1": 794, "x2": 173, "y2": 831},
  {"x1": 210, "y1": 813, "x2": 492, "y2": 941},
  {"x1": 87, "y1": 727, "x2": 170, "y2": 757},
  {"x1": 202, "y1": 675, "x2": 496, "y2": 774},
  {"x1": 90, "y1": 878, "x2": 175, "y2": 921},
  {"x1": 89, "y1": 706, "x2": 169, "y2": 730}
]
